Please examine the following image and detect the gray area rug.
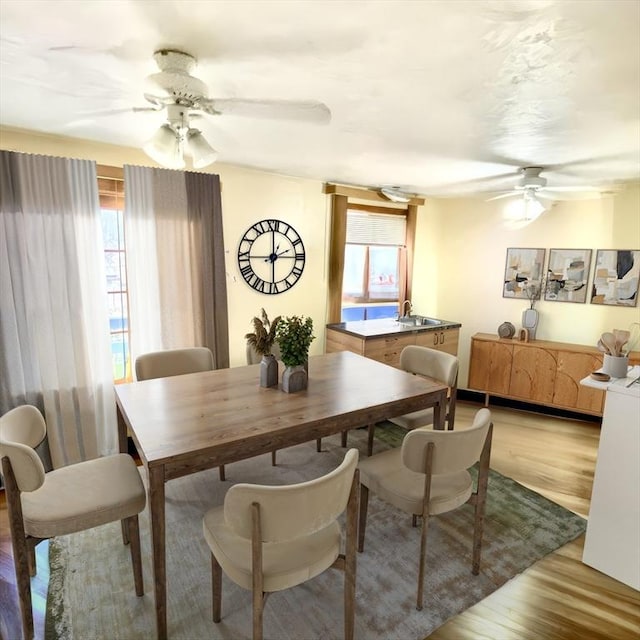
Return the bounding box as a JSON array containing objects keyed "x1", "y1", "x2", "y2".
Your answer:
[{"x1": 45, "y1": 424, "x2": 586, "y2": 640}]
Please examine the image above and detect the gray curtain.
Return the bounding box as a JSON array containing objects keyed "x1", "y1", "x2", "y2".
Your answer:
[
  {"x1": 124, "y1": 165, "x2": 229, "y2": 369},
  {"x1": 0, "y1": 151, "x2": 116, "y2": 468}
]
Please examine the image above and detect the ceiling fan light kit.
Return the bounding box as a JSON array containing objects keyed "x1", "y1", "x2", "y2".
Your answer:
[
  {"x1": 503, "y1": 188, "x2": 546, "y2": 226},
  {"x1": 143, "y1": 102, "x2": 218, "y2": 170}
]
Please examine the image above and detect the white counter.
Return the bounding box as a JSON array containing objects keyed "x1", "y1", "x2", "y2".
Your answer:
[{"x1": 581, "y1": 366, "x2": 640, "y2": 590}]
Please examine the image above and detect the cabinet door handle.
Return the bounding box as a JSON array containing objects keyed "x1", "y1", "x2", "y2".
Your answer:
[
  {"x1": 440, "y1": 332, "x2": 445, "y2": 344},
  {"x1": 433, "y1": 333, "x2": 438, "y2": 346}
]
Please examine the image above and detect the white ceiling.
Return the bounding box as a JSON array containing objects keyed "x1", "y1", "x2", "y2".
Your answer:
[{"x1": 1, "y1": 0, "x2": 639, "y2": 198}]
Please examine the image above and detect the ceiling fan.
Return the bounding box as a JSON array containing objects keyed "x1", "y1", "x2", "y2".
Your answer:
[
  {"x1": 132, "y1": 49, "x2": 331, "y2": 169},
  {"x1": 486, "y1": 166, "x2": 606, "y2": 203},
  {"x1": 486, "y1": 166, "x2": 607, "y2": 227}
]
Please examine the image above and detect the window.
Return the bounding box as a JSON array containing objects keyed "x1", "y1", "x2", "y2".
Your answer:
[
  {"x1": 343, "y1": 211, "x2": 406, "y2": 301},
  {"x1": 97, "y1": 167, "x2": 130, "y2": 382}
]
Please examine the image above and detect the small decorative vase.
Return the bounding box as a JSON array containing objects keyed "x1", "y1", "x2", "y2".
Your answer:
[
  {"x1": 522, "y1": 308, "x2": 539, "y2": 340},
  {"x1": 260, "y1": 354, "x2": 278, "y2": 388},
  {"x1": 602, "y1": 354, "x2": 629, "y2": 379},
  {"x1": 282, "y1": 364, "x2": 308, "y2": 393}
]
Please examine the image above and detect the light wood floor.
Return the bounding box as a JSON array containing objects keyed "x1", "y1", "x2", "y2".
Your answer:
[{"x1": 1, "y1": 401, "x2": 639, "y2": 640}]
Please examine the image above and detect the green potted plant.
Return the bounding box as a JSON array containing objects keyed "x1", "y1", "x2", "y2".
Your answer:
[
  {"x1": 276, "y1": 315, "x2": 315, "y2": 392},
  {"x1": 245, "y1": 309, "x2": 281, "y2": 387}
]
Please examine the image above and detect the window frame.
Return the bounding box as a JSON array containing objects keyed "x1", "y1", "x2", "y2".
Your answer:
[{"x1": 325, "y1": 185, "x2": 422, "y2": 323}]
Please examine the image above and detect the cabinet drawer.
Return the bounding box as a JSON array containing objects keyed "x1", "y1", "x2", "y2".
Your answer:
[
  {"x1": 415, "y1": 328, "x2": 459, "y2": 355},
  {"x1": 364, "y1": 334, "x2": 414, "y2": 367}
]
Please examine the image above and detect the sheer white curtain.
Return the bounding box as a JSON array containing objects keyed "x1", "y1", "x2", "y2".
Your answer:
[
  {"x1": 0, "y1": 151, "x2": 116, "y2": 467},
  {"x1": 124, "y1": 165, "x2": 229, "y2": 368}
]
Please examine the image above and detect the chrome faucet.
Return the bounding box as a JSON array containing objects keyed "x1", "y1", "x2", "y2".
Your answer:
[{"x1": 401, "y1": 300, "x2": 413, "y2": 318}]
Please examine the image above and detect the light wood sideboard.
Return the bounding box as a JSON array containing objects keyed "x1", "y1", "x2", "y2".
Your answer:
[
  {"x1": 326, "y1": 320, "x2": 460, "y2": 369},
  {"x1": 468, "y1": 332, "x2": 640, "y2": 417}
]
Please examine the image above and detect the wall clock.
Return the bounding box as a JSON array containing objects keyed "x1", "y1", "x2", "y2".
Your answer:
[{"x1": 238, "y1": 219, "x2": 306, "y2": 294}]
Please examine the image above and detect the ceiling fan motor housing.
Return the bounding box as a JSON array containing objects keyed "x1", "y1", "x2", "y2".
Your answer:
[
  {"x1": 149, "y1": 49, "x2": 209, "y2": 104},
  {"x1": 517, "y1": 167, "x2": 547, "y2": 190}
]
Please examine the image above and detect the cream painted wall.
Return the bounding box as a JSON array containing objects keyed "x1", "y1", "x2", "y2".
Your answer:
[
  {"x1": 412, "y1": 185, "x2": 640, "y2": 387},
  {"x1": 0, "y1": 127, "x2": 330, "y2": 367},
  {"x1": 3, "y1": 126, "x2": 639, "y2": 384}
]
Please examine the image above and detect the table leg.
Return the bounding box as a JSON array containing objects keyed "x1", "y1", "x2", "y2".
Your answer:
[
  {"x1": 433, "y1": 390, "x2": 446, "y2": 430},
  {"x1": 116, "y1": 404, "x2": 128, "y2": 454},
  {"x1": 149, "y1": 465, "x2": 167, "y2": 640},
  {"x1": 117, "y1": 405, "x2": 130, "y2": 543}
]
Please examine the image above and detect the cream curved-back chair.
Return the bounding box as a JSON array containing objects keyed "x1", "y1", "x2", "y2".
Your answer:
[
  {"x1": 245, "y1": 342, "x2": 322, "y2": 465},
  {"x1": 134, "y1": 347, "x2": 228, "y2": 480},
  {"x1": 375, "y1": 345, "x2": 459, "y2": 452},
  {"x1": 202, "y1": 448, "x2": 360, "y2": 640},
  {"x1": 0, "y1": 405, "x2": 146, "y2": 640},
  {"x1": 357, "y1": 408, "x2": 492, "y2": 610}
]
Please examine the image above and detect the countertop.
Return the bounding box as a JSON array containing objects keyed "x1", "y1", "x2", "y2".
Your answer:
[
  {"x1": 326, "y1": 317, "x2": 461, "y2": 339},
  {"x1": 580, "y1": 364, "x2": 640, "y2": 397}
]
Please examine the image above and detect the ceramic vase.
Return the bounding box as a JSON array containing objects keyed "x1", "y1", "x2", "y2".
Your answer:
[
  {"x1": 282, "y1": 364, "x2": 308, "y2": 393},
  {"x1": 260, "y1": 354, "x2": 278, "y2": 388},
  {"x1": 522, "y1": 308, "x2": 539, "y2": 340}
]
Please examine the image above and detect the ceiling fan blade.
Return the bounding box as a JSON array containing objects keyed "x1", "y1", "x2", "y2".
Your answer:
[
  {"x1": 201, "y1": 98, "x2": 331, "y2": 124},
  {"x1": 486, "y1": 191, "x2": 519, "y2": 202},
  {"x1": 539, "y1": 189, "x2": 604, "y2": 201}
]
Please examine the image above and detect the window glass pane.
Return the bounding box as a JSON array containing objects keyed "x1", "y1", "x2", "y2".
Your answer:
[
  {"x1": 101, "y1": 200, "x2": 130, "y2": 382},
  {"x1": 110, "y1": 332, "x2": 129, "y2": 381},
  {"x1": 368, "y1": 246, "x2": 399, "y2": 299},
  {"x1": 101, "y1": 209, "x2": 123, "y2": 250},
  {"x1": 104, "y1": 252, "x2": 127, "y2": 291},
  {"x1": 342, "y1": 245, "x2": 366, "y2": 297}
]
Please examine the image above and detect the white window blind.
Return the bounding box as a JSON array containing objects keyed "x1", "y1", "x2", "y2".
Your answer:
[{"x1": 346, "y1": 211, "x2": 406, "y2": 245}]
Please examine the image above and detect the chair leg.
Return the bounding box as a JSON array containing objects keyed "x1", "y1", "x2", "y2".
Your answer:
[
  {"x1": 219, "y1": 465, "x2": 226, "y2": 481},
  {"x1": 26, "y1": 541, "x2": 37, "y2": 577},
  {"x1": 316, "y1": 438, "x2": 322, "y2": 453},
  {"x1": 344, "y1": 469, "x2": 358, "y2": 640},
  {"x1": 271, "y1": 450, "x2": 277, "y2": 466},
  {"x1": 211, "y1": 553, "x2": 222, "y2": 623},
  {"x1": 412, "y1": 514, "x2": 418, "y2": 527},
  {"x1": 472, "y1": 422, "x2": 492, "y2": 575},
  {"x1": 126, "y1": 515, "x2": 144, "y2": 596},
  {"x1": 357, "y1": 484, "x2": 369, "y2": 552},
  {"x1": 416, "y1": 512, "x2": 430, "y2": 611},
  {"x1": 367, "y1": 424, "x2": 375, "y2": 456},
  {"x1": 15, "y1": 541, "x2": 34, "y2": 640},
  {"x1": 121, "y1": 519, "x2": 130, "y2": 545},
  {"x1": 341, "y1": 431, "x2": 347, "y2": 448}
]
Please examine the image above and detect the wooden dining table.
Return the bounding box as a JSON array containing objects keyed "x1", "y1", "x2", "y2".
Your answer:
[{"x1": 115, "y1": 350, "x2": 447, "y2": 639}]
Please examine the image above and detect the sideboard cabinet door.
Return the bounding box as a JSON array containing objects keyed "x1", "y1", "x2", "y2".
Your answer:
[
  {"x1": 509, "y1": 346, "x2": 556, "y2": 404},
  {"x1": 468, "y1": 338, "x2": 513, "y2": 395}
]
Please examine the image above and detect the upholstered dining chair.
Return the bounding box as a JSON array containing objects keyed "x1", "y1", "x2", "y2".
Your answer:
[
  {"x1": 134, "y1": 346, "x2": 229, "y2": 480},
  {"x1": 357, "y1": 408, "x2": 492, "y2": 610},
  {"x1": 202, "y1": 448, "x2": 360, "y2": 640},
  {"x1": 375, "y1": 345, "x2": 459, "y2": 452},
  {"x1": 245, "y1": 342, "x2": 322, "y2": 465},
  {"x1": 0, "y1": 404, "x2": 146, "y2": 640}
]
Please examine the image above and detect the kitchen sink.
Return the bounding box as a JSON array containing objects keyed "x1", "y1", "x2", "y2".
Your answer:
[{"x1": 398, "y1": 315, "x2": 445, "y2": 327}]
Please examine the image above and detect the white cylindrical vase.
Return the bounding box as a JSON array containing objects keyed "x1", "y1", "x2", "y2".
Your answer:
[{"x1": 602, "y1": 354, "x2": 629, "y2": 379}]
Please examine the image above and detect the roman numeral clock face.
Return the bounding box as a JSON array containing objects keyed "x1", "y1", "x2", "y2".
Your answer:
[{"x1": 237, "y1": 219, "x2": 306, "y2": 294}]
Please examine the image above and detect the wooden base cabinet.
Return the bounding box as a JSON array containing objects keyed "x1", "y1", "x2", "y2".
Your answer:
[
  {"x1": 326, "y1": 327, "x2": 459, "y2": 368},
  {"x1": 468, "y1": 333, "x2": 640, "y2": 417}
]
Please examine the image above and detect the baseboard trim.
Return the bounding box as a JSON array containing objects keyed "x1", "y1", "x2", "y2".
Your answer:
[{"x1": 457, "y1": 389, "x2": 602, "y2": 424}]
